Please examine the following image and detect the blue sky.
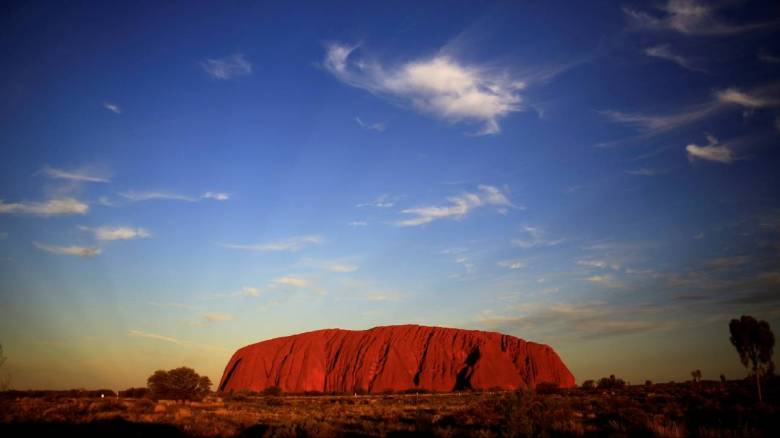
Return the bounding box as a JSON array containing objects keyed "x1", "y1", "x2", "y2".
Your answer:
[{"x1": 1, "y1": 0, "x2": 779, "y2": 389}]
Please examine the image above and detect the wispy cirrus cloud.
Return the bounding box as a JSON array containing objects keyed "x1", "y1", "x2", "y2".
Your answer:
[
  {"x1": 498, "y1": 259, "x2": 525, "y2": 269},
  {"x1": 201, "y1": 313, "x2": 233, "y2": 323},
  {"x1": 354, "y1": 116, "x2": 386, "y2": 132},
  {"x1": 586, "y1": 274, "x2": 626, "y2": 289},
  {"x1": 644, "y1": 45, "x2": 705, "y2": 72},
  {"x1": 396, "y1": 185, "x2": 512, "y2": 226},
  {"x1": 128, "y1": 330, "x2": 180, "y2": 343},
  {"x1": 357, "y1": 194, "x2": 397, "y2": 208},
  {"x1": 578, "y1": 259, "x2": 621, "y2": 271},
  {"x1": 38, "y1": 165, "x2": 110, "y2": 183},
  {"x1": 625, "y1": 168, "x2": 667, "y2": 176},
  {"x1": 79, "y1": 226, "x2": 151, "y2": 241},
  {"x1": 0, "y1": 198, "x2": 89, "y2": 216},
  {"x1": 119, "y1": 191, "x2": 198, "y2": 202},
  {"x1": 33, "y1": 242, "x2": 101, "y2": 257},
  {"x1": 624, "y1": 0, "x2": 769, "y2": 36},
  {"x1": 600, "y1": 85, "x2": 780, "y2": 146},
  {"x1": 324, "y1": 43, "x2": 525, "y2": 135},
  {"x1": 686, "y1": 134, "x2": 734, "y2": 164},
  {"x1": 201, "y1": 192, "x2": 230, "y2": 201},
  {"x1": 273, "y1": 276, "x2": 308, "y2": 288},
  {"x1": 241, "y1": 286, "x2": 261, "y2": 297},
  {"x1": 119, "y1": 190, "x2": 229, "y2": 203},
  {"x1": 511, "y1": 225, "x2": 563, "y2": 249},
  {"x1": 201, "y1": 53, "x2": 252, "y2": 79},
  {"x1": 103, "y1": 102, "x2": 121, "y2": 114},
  {"x1": 715, "y1": 88, "x2": 780, "y2": 109},
  {"x1": 348, "y1": 220, "x2": 368, "y2": 227},
  {"x1": 476, "y1": 301, "x2": 670, "y2": 340},
  {"x1": 222, "y1": 234, "x2": 324, "y2": 252},
  {"x1": 128, "y1": 329, "x2": 229, "y2": 352}
]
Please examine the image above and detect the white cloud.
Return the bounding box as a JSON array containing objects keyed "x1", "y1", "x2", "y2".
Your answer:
[
  {"x1": 624, "y1": 0, "x2": 766, "y2": 36},
  {"x1": 354, "y1": 117, "x2": 386, "y2": 132},
  {"x1": 324, "y1": 43, "x2": 525, "y2": 135},
  {"x1": 201, "y1": 53, "x2": 253, "y2": 79},
  {"x1": 644, "y1": 45, "x2": 704, "y2": 72},
  {"x1": 128, "y1": 330, "x2": 180, "y2": 344},
  {"x1": 119, "y1": 191, "x2": 198, "y2": 202},
  {"x1": 80, "y1": 226, "x2": 150, "y2": 241},
  {"x1": 222, "y1": 234, "x2": 324, "y2": 252},
  {"x1": 0, "y1": 198, "x2": 89, "y2": 216},
  {"x1": 396, "y1": 185, "x2": 512, "y2": 226},
  {"x1": 357, "y1": 194, "x2": 397, "y2": 208},
  {"x1": 273, "y1": 276, "x2": 308, "y2": 288},
  {"x1": 202, "y1": 192, "x2": 230, "y2": 201},
  {"x1": 0, "y1": 232, "x2": 8, "y2": 240},
  {"x1": 103, "y1": 102, "x2": 121, "y2": 114},
  {"x1": 348, "y1": 221, "x2": 368, "y2": 227},
  {"x1": 498, "y1": 259, "x2": 525, "y2": 269},
  {"x1": 686, "y1": 134, "x2": 733, "y2": 164},
  {"x1": 38, "y1": 165, "x2": 110, "y2": 183},
  {"x1": 715, "y1": 88, "x2": 779, "y2": 109},
  {"x1": 511, "y1": 225, "x2": 563, "y2": 249},
  {"x1": 33, "y1": 242, "x2": 101, "y2": 257}
]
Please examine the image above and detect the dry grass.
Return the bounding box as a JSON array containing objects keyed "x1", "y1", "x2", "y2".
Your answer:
[{"x1": 1, "y1": 380, "x2": 778, "y2": 437}]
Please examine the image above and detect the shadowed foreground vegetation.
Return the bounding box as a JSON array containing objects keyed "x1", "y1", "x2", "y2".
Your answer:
[{"x1": 1, "y1": 379, "x2": 779, "y2": 437}]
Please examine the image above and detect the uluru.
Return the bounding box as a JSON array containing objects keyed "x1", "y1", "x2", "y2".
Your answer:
[{"x1": 219, "y1": 324, "x2": 575, "y2": 393}]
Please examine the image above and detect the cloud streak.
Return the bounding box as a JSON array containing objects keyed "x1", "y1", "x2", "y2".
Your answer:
[
  {"x1": 324, "y1": 43, "x2": 525, "y2": 134},
  {"x1": 511, "y1": 225, "x2": 563, "y2": 249},
  {"x1": 644, "y1": 45, "x2": 704, "y2": 72},
  {"x1": 128, "y1": 330, "x2": 180, "y2": 344},
  {"x1": 354, "y1": 117, "x2": 386, "y2": 132},
  {"x1": 33, "y1": 242, "x2": 101, "y2": 257},
  {"x1": 0, "y1": 198, "x2": 89, "y2": 216},
  {"x1": 103, "y1": 102, "x2": 121, "y2": 114},
  {"x1": 686, "y1": 135, "x2": 734, "y2": 164},
  {"x1": 38, "y1": 165, "x2": 110, "y2": 183},
  {"x1": 80, "y1": 226, "x2": 151, "y2": 241},
  {"x1": 624, "y1": 0, "x2": 768, "y2": 36},
  {"x1": 222, "y1": 235, "x2": 324, "y2": 252},
  {"x1": 201, "y1": 53, "x2": 253, "y2": 79},
  {"x1": 396, "y1": 185, "x2": 512, "y2": 226}
]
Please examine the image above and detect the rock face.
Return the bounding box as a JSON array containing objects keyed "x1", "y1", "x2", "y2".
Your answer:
[{"x1": 218, "y1": 325, "x2": 575, "y2": 393}]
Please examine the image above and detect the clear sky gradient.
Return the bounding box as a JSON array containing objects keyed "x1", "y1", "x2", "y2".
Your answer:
[{"x1": 1, "y1": 0, "x2": 779, "y2": 390}]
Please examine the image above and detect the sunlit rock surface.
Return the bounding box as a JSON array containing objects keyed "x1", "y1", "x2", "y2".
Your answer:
[{"x1": 219, "y1": 324, "x2": 575, "y2": 393}]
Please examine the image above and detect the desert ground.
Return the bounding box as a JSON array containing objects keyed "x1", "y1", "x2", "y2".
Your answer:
[{"x1": 1, "y1": 379, "x2": 778, "y2": 437}]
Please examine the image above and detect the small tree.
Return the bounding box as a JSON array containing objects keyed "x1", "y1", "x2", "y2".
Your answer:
[
  {"x1": 691, "y1": 369, "x2": 702, "y2": 383},
  {"x1": 147, "y1": 367, "x2": 212, "y2": 401},
  {"x1": 729, "y1": 315, "x2": 775, "y2": 402},
  {"x1": 581, "y1": 380, "x2": 595, "y2": 390}
]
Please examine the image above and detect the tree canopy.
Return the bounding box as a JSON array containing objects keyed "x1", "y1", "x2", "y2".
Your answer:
[
  {"x1": 729, "y1": 315, "x2": 775, "y2": 401},
  {"x1": 147, "y1": 366, "x2": 212, "y2": 401}
]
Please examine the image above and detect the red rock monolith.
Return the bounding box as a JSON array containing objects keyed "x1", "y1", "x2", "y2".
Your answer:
[{"x1": 218, "y1": 324, "x2": 575, "y2": 393}]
